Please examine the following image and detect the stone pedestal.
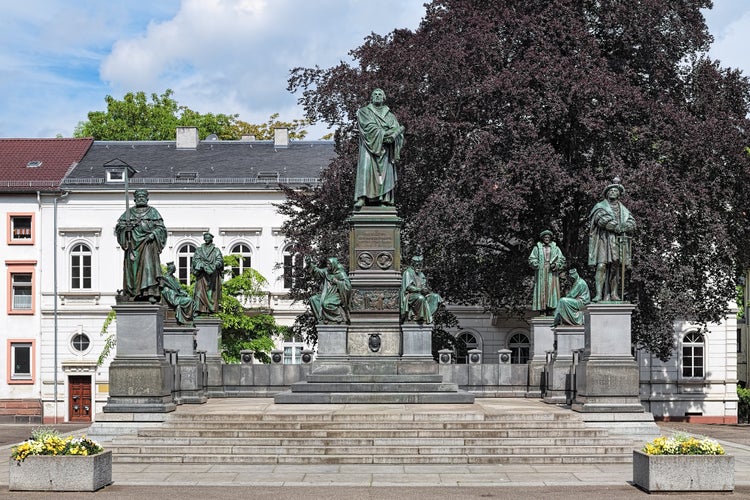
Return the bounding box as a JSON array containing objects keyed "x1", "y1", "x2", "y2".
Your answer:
[
  {"x1": 104, "y1": 304, "x2": 175, "y2": 413},
  {"x1": 543, "y1": 324, "x2": 584, "y2": 404},
  {"x1": 315, "y1": 324, "x2": 348, "y2": 362},
  {"x1": 572, "y1": 303, "x2": 645, "y2": 413},
  {"x1": 401, "y1": 323, "x2": 433, "y2": 361},
  {"x1": 527, "y1": 316, "x2": 554, "y2": 397},
  {"x1": 195, "y1": 317, "x2": 224, "y2": 397},
  {"x1": 347, "y1": 206, "x2": 402, "y2": 357}
]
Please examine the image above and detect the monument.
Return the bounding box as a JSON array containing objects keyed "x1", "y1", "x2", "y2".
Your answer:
[
  {"x1": 572, "y1": 178, "x2": 644, "y2": 413},
  {"x1": 105, "y1": 189, "x2": 175, "y2": 413},
  {"x1": 275, "y1": 89, "x2": 473, "y2": 403}
]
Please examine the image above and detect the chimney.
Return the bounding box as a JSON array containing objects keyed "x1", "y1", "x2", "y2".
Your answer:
[
  {"x1": 273, "y1": 127, "x2": 289, "y2": 148},
  {"x1": 176, "y1": 127, "x2": 199, "y2": 149},
  {"x1": 240, "y1": 135, "x2": 256, "y2": 142}
]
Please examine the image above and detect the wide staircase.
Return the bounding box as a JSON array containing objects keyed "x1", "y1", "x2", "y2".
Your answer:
[{"x1": 101, "y1": 399, "x2": 636, "y2": 465}]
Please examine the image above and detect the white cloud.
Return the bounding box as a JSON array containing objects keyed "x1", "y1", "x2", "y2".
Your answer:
[{"x1": 98, "y1": 0, "x2": 425, "y2": 138}]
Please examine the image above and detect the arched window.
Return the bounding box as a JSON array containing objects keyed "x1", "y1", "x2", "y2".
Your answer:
[
  {"x1": 70, "y1": 243, "x2": 92, "y2": 289},
  {"x1": 682, "y1": 331, "x2": 705, "y2": 378},
  {"x1": 509, "y1": 333, "x2": 530, "y2": 364},
  {"x1": 230, "y1": 243, "x2": 252, "y2": 277},
  {"x1": 177, "y1": 243, "x2": 197, "y2": 285},
  {"x1": 456, "y1": 331, "x2": 479, "y2": 364},
  {"x1": 282, "y1": 246, "x2": 302, "y2": 289}
]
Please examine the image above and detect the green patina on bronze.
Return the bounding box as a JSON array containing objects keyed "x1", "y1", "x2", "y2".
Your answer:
[
  {"x1": 400, "y1": 255, "x2": 442, "y2": 325},
  {"x1": 308, "y1": 257, "x2": 352, "y2": 324},
  {"x1": 160, "y1": 261, "x2": 196, "y2": 325},
  {"x1": 528, "y1": 229, "x2": 566, "y2": 315},
  {"x1": 192, "y1": 232, "x2": 224, "y2": 315},
  {"x1": 115, "y1": 189, "x2": 167, "y2": 303},
  {"x1": 553, "y1": 268, "x2": 591, "y2": 326},
  {"x1": 354, "y1": 88, "x2": 405, "y2": 209},
  {"x1": 588, "y1": 178, "x2": 636, "y2": 302}
]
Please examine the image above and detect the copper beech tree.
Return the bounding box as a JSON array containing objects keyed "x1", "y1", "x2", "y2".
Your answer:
[{"x1": 279, "y1": 0, "x2": 750, "y2": 360}]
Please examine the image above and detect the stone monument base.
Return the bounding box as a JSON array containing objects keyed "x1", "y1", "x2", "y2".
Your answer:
[
  {"x1": 274, "y1": 358, "x2": 475, "y2": 404},
  {"x1": 104, "y1": 358, "x2": 176, "y2": 413}
]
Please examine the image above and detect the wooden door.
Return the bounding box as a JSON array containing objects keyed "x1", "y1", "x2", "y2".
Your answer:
[{"x1": 68, "y1": 375, "x2": 92, "y2": 422}]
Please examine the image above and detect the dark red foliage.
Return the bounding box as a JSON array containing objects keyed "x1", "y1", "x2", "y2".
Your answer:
[{"x1": 281, "y1": 0, "x2": 750, "y2": 360}]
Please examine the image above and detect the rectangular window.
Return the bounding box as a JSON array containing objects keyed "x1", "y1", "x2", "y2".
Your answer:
[
  {"x1": 7, "y1": 213, "x2": 35, "y2": 245},
  {"x1": 8, "y1": 341, "x2": 34, "y2": 383},
  {"x1": 682, "y1": 345, "x2": 704, "y2": 378},
  {"x1": 12, "y1": 274, "x2": 32, "y2": 310},
  {"x1": 6, "y1": 261, "x2": 36, "y2": 314},
  {"x1": 71, "y1": 252, "x2": 92, "y2": 289}
]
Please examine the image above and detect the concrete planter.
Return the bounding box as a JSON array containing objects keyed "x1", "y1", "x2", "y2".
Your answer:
[
  {"x1": 9, "y1": 450, "x2": 113, "y2": 491},
  {"x1": 632, "y1": 450, "x2": 734, "y2": 492}
]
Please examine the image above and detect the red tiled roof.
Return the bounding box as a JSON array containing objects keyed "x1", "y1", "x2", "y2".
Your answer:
[{"x1": 0, "y1": 138, "x2": 93, "y2": 192}]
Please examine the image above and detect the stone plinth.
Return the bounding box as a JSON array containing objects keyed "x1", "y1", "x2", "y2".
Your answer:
[
  {"x1": 194, "y1": 317, "x2": 224, "y2": 397},
  {"x1": 104, "y1": 304, "x2": 175, "y2": 413},
  {"x1": 315, "y1": 324, "x2": 348, "y2": 361},
  {"x1": 572, "y1": 303, "x2": 644, "y2": 413},
  {"x1": 527, "y1": 316, "x2": 554, "y2": 397},
  {"x1": 543, "y1": 324, "x2": 584, "y2": 404},
  {"x1": 401, "y1": 323, "x2": 433, "y2": 361}
]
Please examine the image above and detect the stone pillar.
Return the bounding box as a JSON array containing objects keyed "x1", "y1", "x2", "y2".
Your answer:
[
  {"x1": 315, "y1": 324, "x2": 348, "y2": 361},
  {"x1": 401, "y1": 323, "x2": 433, "y2": 362},
  {"x1": 498, "y1": 349, "x2": 512, "y2": 385},
  {"x1": 347, "y1": 206, "x2": 402, "y2": 358},
  {"x1": 163, "y1": 325, "x2": 206, "y2": 404},
  {"x1": 572, "y1": 303, "x2": 645, "y2": 413},
  {"x1": 104, "y1": 304, "x2": 176, "y2": 413},
  {"x1": 194, "y1": 317, "x2": 224, "y2": 397},
  {"x1": 527, "y1": 316, "x2": 554, "y2": 397},
  {"x1": 543, "y1": 324, "x2": 584, "y2": 404}
]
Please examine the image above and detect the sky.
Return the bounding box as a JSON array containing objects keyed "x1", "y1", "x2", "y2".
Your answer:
[{"x1": 1, "y1": 1, "x2": 749, "y2": 141}]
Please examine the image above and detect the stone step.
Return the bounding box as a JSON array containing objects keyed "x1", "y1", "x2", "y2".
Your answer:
[
  {"x1": 133, "y1": 428, "x2": 610, "y2": 438},
  {"x1": 110, "y1": 444, "x2": 633, "y2": 456},
  {"x1": 288, "y1": 382, "x2": 460, "y2": 392},
  {"x1": 111, "y1": 453, "x2": 632, "y2": 465},
  {"x1": 273, "y1": 391, "x2": 477, "y2": 404},
  {"x1": 167, "y1": 411, "x2": 580, "y2": 422},
  {"x1": 162, "y1": 419, "x2": 586, "y2": 429},
  {"x1": 305, "y1": 374, "x2": 445, "y2": 383},
  {"x1": 111, "y1": 436, "x2": 624, "y2": 447}
]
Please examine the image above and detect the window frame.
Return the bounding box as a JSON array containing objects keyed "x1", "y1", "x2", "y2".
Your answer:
[
  {"x1": 6, "y1": 261, "x2": 36, "y2": 315},
  {"x1": 7, "y1": 213, "x2": 35, "y2": 245},
  {"x1": 7, "y1": 340, "x2": 35, "y2": 384},
  {"x1": 282, "y1": 246, "x2": 302, "y2": 289},
  {"x1": 177, "y1": 243, "x2": 197, "y2": 286},
  {"x1": 70, "y1": 242, "x2": 92, "y2": 290},
  {"x1": 681, "y1": 331, "x2": 705, "y2": 379},
  {"x1": 230, "y1": 242, "x2": 253, "y2": 277},
  {"x1": 508, "y1": 333, "x2": 531, "y2": 364}
]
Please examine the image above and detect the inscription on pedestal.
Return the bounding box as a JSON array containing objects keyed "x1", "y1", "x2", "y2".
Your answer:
[{"x1": 355, "y1": 228, "x2": 394, "y2": 248}]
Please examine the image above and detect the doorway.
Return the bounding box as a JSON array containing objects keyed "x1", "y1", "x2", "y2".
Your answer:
[{"x1": 68, "y1": 375, "x2": 92, "y2": 422}]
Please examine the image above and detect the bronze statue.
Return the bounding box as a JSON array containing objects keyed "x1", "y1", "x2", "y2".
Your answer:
[
  {"x1": 400, "y1": 255, "x2": 442, "y2": 324},
  {"x1": 354, "y1": 88, "x2": 405, "y2": 209},
  {"x1": 528, "y1": 229, "x2": 566, "y2": 315},
  {"x1": 307, "y1": 257, "x2": 352, "y2": 324},
  {"x1": 115, "y1": 189, "x2": 167, "y2": 303},
  {"x1": 553, "y1": 268, "x2": 591, "y2": 326},
  {"x1": 192, "y1": 232, "x2": 224, "y2": 315},
  {"x1": 588, "y1": 178, "x2": 636, "y2": 302},
  {"x1": 159, "y1": 262, "x2": 196, "y2": 325}
]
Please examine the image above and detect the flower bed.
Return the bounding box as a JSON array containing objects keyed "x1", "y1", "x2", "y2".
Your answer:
[
  {"x1": 9, "y1": 428, "x2": 112, "y2": 491},
  {"x1": 633, "y1": 433, "x2": 734, "y2": 492}
]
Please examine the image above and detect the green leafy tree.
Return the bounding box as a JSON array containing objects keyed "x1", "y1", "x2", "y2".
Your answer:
[
  {"x1": 281, "y1": 0, "x2": 750, "y2": 361},
  {"x1": 219, "y1": 255, "x2": 279, "y2": 363},
  {"x1": 74, "y1": 89, "x2": 308, "y2": 141}
]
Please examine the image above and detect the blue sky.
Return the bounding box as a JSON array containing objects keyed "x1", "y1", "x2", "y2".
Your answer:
[{"x1": 1, "y1": 1, "x2": 748, "y2": 140}]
